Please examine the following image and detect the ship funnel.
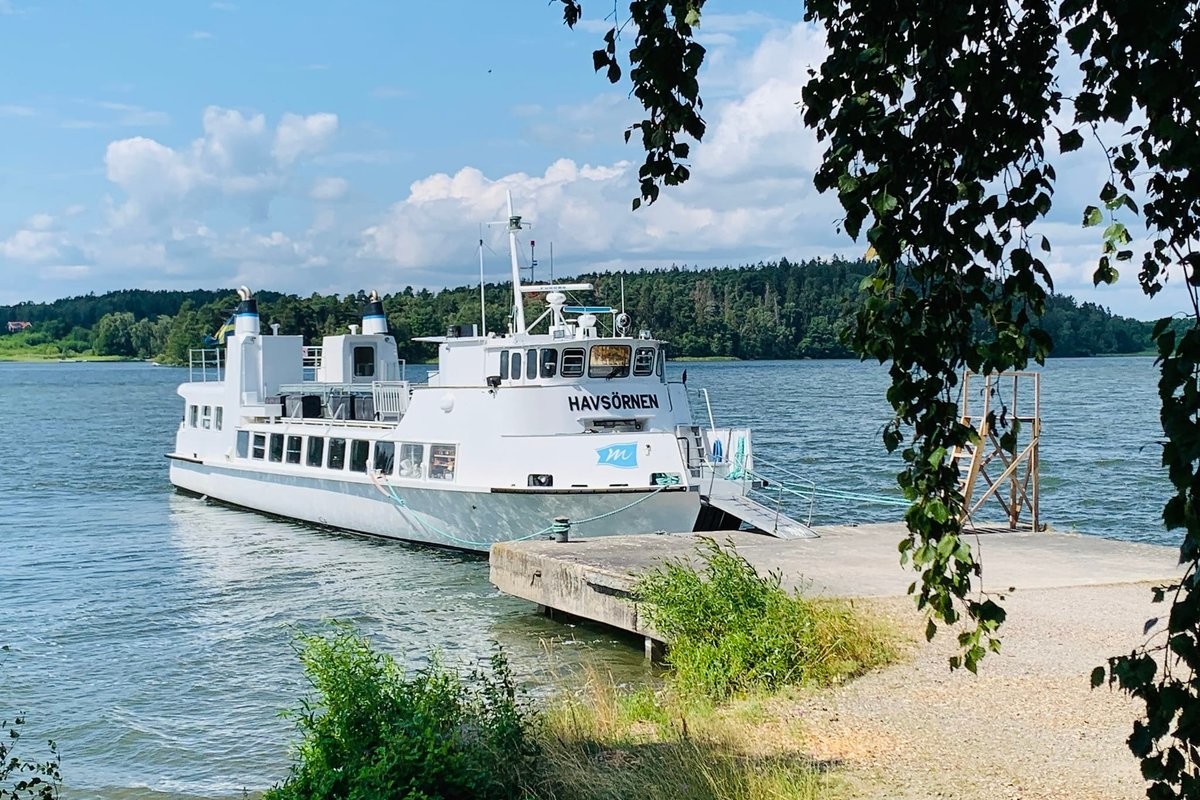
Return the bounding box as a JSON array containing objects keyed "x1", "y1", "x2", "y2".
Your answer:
[
  {"x1": 234, "y1": 286, "x2": 260, "y2": 338},
  {"x1": 362, "y1": 289, "x2": 387, "y2": 335}
]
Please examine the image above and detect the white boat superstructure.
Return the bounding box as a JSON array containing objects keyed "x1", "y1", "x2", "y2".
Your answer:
[{"x1": 167, "y1": 198, "x2": 812, "y2": 551}]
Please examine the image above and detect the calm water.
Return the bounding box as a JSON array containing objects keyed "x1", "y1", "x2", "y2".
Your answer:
[{"x1": 0, "y1": 358, "x2": 1172, "y2": 798}]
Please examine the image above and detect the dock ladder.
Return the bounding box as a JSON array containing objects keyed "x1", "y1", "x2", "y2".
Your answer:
[{"x1": 953, "y1": 371, "x2": 1042, "y2": 530}]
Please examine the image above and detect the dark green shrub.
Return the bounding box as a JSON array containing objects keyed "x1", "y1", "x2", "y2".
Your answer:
[
  {"x1": 636, "y1": 538, "x2": 895, "y2": 699},
  {"x1": 266, "y1": 627, "x2": 539, "y2": 800}
]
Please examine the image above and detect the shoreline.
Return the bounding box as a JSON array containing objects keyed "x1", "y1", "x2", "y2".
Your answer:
[{"x1": 0, "y1": 354, "x2": 145, "y2": 363}]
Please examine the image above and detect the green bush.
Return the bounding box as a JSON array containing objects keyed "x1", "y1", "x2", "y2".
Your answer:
[
  {"x1": 0, "y1": 715, "x2": 60, "y2": 800},
  {"x1": 266, "y1": 627, "x2": 540, "y2": 800},
  {"x1": 636, "y1": 538, "x2": 895, "y2": 699}
]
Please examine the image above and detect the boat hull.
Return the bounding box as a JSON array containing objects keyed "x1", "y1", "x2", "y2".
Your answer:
[{"x1": 168, "y1": 458, "x2": 701, "y2": 552}]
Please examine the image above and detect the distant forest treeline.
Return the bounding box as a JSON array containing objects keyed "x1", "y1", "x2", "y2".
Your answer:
[{"x1": 0, "y1": 258, "x2": 1159, "y2": 362}]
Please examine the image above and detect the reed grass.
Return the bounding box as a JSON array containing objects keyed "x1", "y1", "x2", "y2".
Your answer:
[{"x1": 533, "y1": 670, "x2": 830, "y2": 800}]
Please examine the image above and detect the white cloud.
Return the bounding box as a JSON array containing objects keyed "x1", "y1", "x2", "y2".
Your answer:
[
  {"x1": 190, "y1": 30, "x2": 214, "y2": 40},
  {"x1": 272, "y1": 112, "x2": 338, "y2": 166},
  {"x1": 310, "y1": 177, "x2": 349, "y2": 201},
  {"x1": 103, "y1": 106, "x2": 339, "y2": 225},
  {"x1": 0, "y1": 104, "x2": 36, "y2": 117},
  {"x1": 371, "y1": 86, "x2": 408, "y2": 99},
  {"x1": 1, "y1": 229, "x2": 64, "y2": 262}
]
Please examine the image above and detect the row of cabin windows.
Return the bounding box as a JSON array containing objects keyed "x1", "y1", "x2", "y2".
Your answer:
[
  {"x1": 188, "y1": 404, "x2": 224, "y2": 430},
  {"x1": 239, "y1": 431, "x2": 458, "y2": 481},
  {"x1": 497, "y1": 345, "x2": 662, "y2": 382}
]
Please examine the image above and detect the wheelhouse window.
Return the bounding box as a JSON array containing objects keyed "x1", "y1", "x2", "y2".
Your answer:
[
  {"x1": 189, "y1": 405, "x2": 199, "y2": 427},
  {"x1": 430, "y1": 444, "x2": 457, "y2": 480},
  {"x1": 398, "y1": 444, "x2": 424, "y2": 478},
  {"x1": 656, "y1": 347, "x2": 666, "y2": 377},
  {"x1": 525, "y1": 348, "x2": 538, "y2": 380},
  {"x1": 349, "y1": 440, "x2": 370, "y2": 473},
  {"x1": 373, "y1": 441, "x2": 395, "y2": 474},
  {"x1": 510, "y1": 351, "x2": 522, "y2": 381},
  {"x1": 540, "y1": 348, "x2": 558, "y2": 378},
  {"x1": 201, "y1": 405, "x2": 212, "y2": 429},
  {"x1": 589, "y1": 344, "x2": 631, "y2": 378},
  {"x1": 306, "y1": 436, "x2": 325, "y2": 467},
  {"x1": 353, "y1": 346, "x2": 375, "y2": 378},
  {"x1": 633, "y1": 347, "x2": 655, "y2": 376},
  {"x1": 498, "y1": 350, "x2": 510, "y2": 380},
  {"x1": 236, "y1": 430, "x2": 249, "y2": 458},
  {"x1": 328, "y1": 438, "x2": 346, "y2": 470},
  {"x1": 214, "y1": 407, "x2": 224, "y2": 430},
  {"x1": 252, "y1": 433, "x2": 266, "y2": 460},
  {"x1": 561, "y1": 348, "x2": 585, "y2": 378},
  {"x1": 285, "y1": 435, "x2": 302, "y2": 464},
  {"x1": 269, "y1": 433, "x2": 285, "y2": 462}
]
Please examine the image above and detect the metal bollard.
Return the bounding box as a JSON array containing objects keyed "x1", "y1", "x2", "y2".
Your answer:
[{"x1": 552, "y1": 516, "x2": 571, "y2": 543}]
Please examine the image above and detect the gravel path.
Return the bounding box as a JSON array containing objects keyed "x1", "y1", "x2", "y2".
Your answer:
[{"x1": 789, "y1": 582, "x2": 1166, "y2": 799}]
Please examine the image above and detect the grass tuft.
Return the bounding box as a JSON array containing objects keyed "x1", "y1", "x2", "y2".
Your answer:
[{"x1": 636, "y1": 537, "x2": 897, "y2": 699}]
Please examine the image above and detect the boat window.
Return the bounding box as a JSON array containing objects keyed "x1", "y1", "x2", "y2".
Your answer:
[
  {"x1": 430, "y1": 444, "x2": 457, "y2": 480},
  {"x1": 269, "y1": 433, "x2": 285, "y2": 462},
  {"x1": 511, "y1": 351, "x2": 522, "y2": 381},
  {"x1": 215, "y1": 406, "x2": 223, "y2": 430},
  {"x1": 561, "y1": 348, "x2": 585, "y2": 378},
  {"x1": 540, "y1": 348, "x2": 558, "y2": 378},
  {"x1": 634, "y1": 347, "x2": 655, "y2": 376},
  {"x1": 525, "y1": 349, "x2": 538, "y2": 380},
  {"x1": 498, "y1": 350, "x2": 510, "y2": 380},
  {"x1": 656, "y1": 347, "x2": 666, "y2": 377},
  {"x1": 306, "y1": 436, "x2": 325, "y2": 467},
  {"x1": 353, "y1": 346, "x2": 375, "y2": 378},
  {"x1": 285, "y1": 435, "x2": 302, "y2": 464},
  {"x1": 398, "y1": 444, "x2": 424, "y2": 478},
  {"x1": 373, "y1": 441, "x2": 395, "y2": 475},
  {"x1": 252, "y1": 433, "x2": 266, "y2": 459},
  {"x1": 349, "y1": 440, "x2": 369, "y2": 473},
  {"x1": 189, "y1": 405, "x2": 199, "y2": 427},
  {"x1": 327, "y1": 438, "x2": 346, "y2": 470},
  {"x1": 589, "y1": 344, "x2": 631, "y2": 378},
  {"x1": 236, "y1": 430, "x2": 249, "y2": 458},
  {"x1": 201, "y1": 405, "x2": 212, "y2": 429}
]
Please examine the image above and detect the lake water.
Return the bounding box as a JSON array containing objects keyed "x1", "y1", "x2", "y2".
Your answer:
[{"x1": 0, "y1": 357, "x2": 1172, "y2": 798}]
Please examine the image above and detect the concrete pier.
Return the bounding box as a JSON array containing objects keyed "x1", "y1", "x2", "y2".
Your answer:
[{"x1": 489, "y1": 523, "x2": 1183, "y2": 644}]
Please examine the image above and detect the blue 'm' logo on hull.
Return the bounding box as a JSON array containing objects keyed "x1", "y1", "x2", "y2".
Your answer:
[{"x1": 596, "y1": 443, "x2": 638, "y2": 469}]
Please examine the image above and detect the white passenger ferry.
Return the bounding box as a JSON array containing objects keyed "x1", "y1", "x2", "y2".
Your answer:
[{"x1": 167, "y1": 199, "x2": 812, "y2": 551}]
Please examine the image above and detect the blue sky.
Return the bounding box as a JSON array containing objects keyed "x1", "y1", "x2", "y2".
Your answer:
[{"x1": 0, "y1": 0, "x2": 1186, "y2": 319}]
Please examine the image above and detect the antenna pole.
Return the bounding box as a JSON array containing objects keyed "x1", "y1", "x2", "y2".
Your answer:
[
  {"x1": 478, "y1": 227, "x2": 486, "y2": 335},
  {"x1": 621, "y1": 276, "x2": 626, "y2": 314},
  {"x1": 505, "y1": 190, "x2": 526, "y2": 334},
  {"x1": 550, "y1": 242, "x2": 554, "y2": 282}
]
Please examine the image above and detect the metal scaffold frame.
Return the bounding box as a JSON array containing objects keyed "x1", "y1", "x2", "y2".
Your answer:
[{"x1": 956, "y1": 371, "x2": 1042, "y2": 531}]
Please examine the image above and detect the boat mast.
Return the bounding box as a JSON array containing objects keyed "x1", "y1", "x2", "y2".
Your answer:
[
  {"x1": 506, "y1": 191, "x2": 527, "y2": 334},
  {"x1": 478, "y1": 226, "x2": 487, "y2": 335}
]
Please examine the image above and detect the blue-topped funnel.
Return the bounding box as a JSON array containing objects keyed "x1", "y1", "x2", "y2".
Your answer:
[
  {"x1": 362, "y1": 289, "x2": 387, "y2": 335},
  {"x1": 234, "y1": 285, "x2": 260, "y2": 337}
]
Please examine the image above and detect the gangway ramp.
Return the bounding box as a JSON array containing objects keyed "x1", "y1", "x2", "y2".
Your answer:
[{"x1": 704, "y1": 492, "x2": 816, "y2": 540}]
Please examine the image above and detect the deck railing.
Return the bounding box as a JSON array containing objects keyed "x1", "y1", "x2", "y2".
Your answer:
[
  {"x1": 188, "y1": 348, "x2": 224, "y2": 382},
  {"x1": 372, "y1": 381, "x2": 411, "y2": 421}
]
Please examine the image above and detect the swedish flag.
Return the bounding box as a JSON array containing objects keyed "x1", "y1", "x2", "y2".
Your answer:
[{"x1": 204, "y1": 314, "x2": 237, "y2": 347}]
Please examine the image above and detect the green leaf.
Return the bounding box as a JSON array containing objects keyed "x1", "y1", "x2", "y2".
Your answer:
[
  {"x1": 1059, "y1": 129, "x2": 1084, "y2": 153},
  {"x1": 1083, "y1": 206, "x2": 1102, "y2": 227}
]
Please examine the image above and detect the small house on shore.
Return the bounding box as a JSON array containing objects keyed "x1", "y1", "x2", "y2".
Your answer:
[{"x1": 6, "y1": 321, "x2": 32, "y2": 333}]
